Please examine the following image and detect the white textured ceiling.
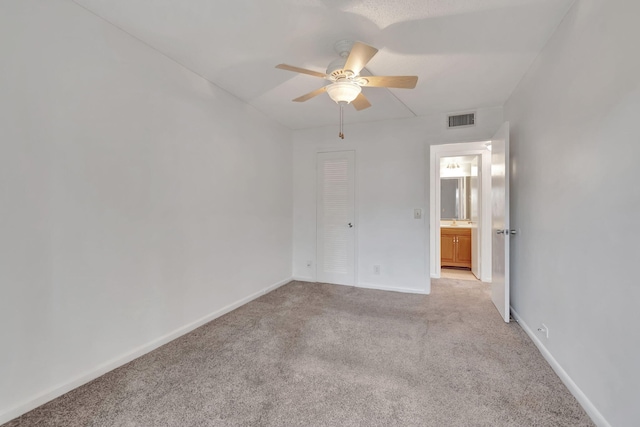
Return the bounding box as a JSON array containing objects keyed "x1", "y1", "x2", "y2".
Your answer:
[{"x1": 72, "y1": 0, "x2": 574, "y2": 129}]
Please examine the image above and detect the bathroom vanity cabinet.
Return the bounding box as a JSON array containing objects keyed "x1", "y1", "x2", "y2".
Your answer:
[{"x1": 441, "y1": 227, "x2": 472, "y2": 268}]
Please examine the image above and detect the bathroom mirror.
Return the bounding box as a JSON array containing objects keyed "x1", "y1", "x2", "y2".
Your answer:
[{"x1": 441, "y1": 177, "x2": 471, "y2": 220}]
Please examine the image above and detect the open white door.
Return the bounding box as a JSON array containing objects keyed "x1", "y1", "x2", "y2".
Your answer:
[
  {"x1": 491, "y1": 122, "x2": 510, "y2": 322},
  {"x1": 316, "y1": 151, "x2": 355, "y2": 286}
]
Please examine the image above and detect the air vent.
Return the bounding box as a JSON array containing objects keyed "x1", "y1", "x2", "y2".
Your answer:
[{"x1": 448, "y1": 113, "x2": 475, "y2": 128}]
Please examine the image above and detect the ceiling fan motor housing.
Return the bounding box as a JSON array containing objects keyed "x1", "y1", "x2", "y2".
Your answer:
[
  {"x1": 326, "y1": 57, "x2": 353, "y2": 81},
  {"x1": 327, "y1": 40, "x2": 359, "y2": 81}
]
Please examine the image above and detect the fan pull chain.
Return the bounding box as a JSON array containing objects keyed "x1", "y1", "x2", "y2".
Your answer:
[{"x1": 338, "y1": 103, "x2": 345, "y2": 139}]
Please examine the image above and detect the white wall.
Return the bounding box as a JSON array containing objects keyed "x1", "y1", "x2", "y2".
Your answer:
[
  {"x1": 0, "y1": 0, "x2": 292, "y2": 422},
  {"x1": 505, "y1": 0, "x2": 640, "y2": 425},
  {"x1": 292, "y1": 107, "x2": 503, "y2": 293}
]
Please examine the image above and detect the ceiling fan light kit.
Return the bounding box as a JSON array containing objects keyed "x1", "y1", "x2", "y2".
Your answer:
[
  {"x1": 326, "y1": 81, "x2": 361, "y2": 104},
  {"x1": 276, "y1": 40, "x2": 418, "y2": 139}
]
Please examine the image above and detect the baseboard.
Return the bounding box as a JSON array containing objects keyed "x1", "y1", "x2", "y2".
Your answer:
[
  {"x1": 0, "y1": 277, "x2": 293, "y2": 425},
  {"x1": 292, "y1": 278, "x2": 429, "y2": 295},
  {"x1": 291, "y1": 275, "x2": 315, "y2": 283},
  {"x1": 261, "y1": 277, "x2": 292, "y2": 294},
  {"x1": 510, "y1": 307, "x2": 610, "y2": 427},
  {"x1": 357, "y1": 282, "x2": 429, "y2": 294}
]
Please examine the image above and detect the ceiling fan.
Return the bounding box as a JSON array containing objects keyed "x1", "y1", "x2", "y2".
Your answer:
[{"x1": 276, "y1": 40, "x2": 418, "y2": 138}]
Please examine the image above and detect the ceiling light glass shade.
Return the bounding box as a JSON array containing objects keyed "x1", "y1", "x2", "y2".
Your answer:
[
  {"x1": 326, "y1": 82, "x2": 361, "y2": 104},
  {"x1": 446, "y1": 162, "x2": 461, "y2": 169}
]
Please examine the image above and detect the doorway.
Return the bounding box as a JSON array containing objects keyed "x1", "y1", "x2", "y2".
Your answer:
[
  {"x1": 429, "y1": 142, "x2": 492, "y2": 282},
  {"x1": 429, "y1": 123, "x2": 511, "y2": 322},
  {"x1": 440, "y1": 155, "x2": 480, "y2": 281}
]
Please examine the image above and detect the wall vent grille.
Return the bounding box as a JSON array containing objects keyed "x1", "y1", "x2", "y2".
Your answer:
[{"x1": 448, "y1": 113, "x2": 475, "y2": 128}]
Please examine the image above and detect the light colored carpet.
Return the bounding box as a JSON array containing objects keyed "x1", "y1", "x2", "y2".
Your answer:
[{"x1": 4, "y1": 280, "x2": 593, "y2": 426}]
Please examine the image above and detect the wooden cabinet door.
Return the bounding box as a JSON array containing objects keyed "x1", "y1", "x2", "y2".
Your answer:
[
  {"x1": 441, "y1": 234, "x2": 456, "y2": 265},
  {"x1": 441, "y1": 228, "x2": 472, "y2": 269},
  {"x1": 457, "y1": 234, "x2": 472, "y2": 266}
]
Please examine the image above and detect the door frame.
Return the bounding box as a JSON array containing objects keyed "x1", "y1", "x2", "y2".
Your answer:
[{"x1": 429, "y1": 141, "x2": 492, "y2": 281}]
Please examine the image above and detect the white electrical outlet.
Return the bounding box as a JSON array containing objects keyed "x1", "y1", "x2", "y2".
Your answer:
[
  {"x1": 373, "y1": 265, "x2": 380, "y2": 275},
  {"x1": 414, "y1": 209, "x2": 422, "y2": 219}
]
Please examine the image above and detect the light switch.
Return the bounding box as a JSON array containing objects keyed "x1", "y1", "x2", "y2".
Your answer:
[{"x1": 414, "y1": 209, "x2": 422, "y2": 219}]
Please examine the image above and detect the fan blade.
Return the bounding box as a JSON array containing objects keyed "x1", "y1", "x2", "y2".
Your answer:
[
  {"x1": 293, "y1": 86, "x2": 327, "y2": 102},
  {"x1": 276, "y1": 64, "x2": 326, "y2": 79},
  {"x1": 360, "y1": 75, "x2": 418, "y2": 89},
  {"x1": 344, "y1": 42, "x2": 378, "y2": 75},
  {"x1": 351, "y1": 93, "x2": 371, "y2": 111}
]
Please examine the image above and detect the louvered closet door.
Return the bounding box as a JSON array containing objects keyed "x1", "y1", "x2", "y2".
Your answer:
[{"x1": 316, "y1": 151, "x2": 355, "y2": 286}]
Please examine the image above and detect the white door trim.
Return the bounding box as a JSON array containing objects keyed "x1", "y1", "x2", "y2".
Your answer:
[{"x1": 429, "y1": 141, "x2": 492, "y2": 281}]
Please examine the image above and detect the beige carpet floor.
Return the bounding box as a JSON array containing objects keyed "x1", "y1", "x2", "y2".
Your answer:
[{"x1": 4, "y1": 279, "x2": 593, "y2": 426}]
